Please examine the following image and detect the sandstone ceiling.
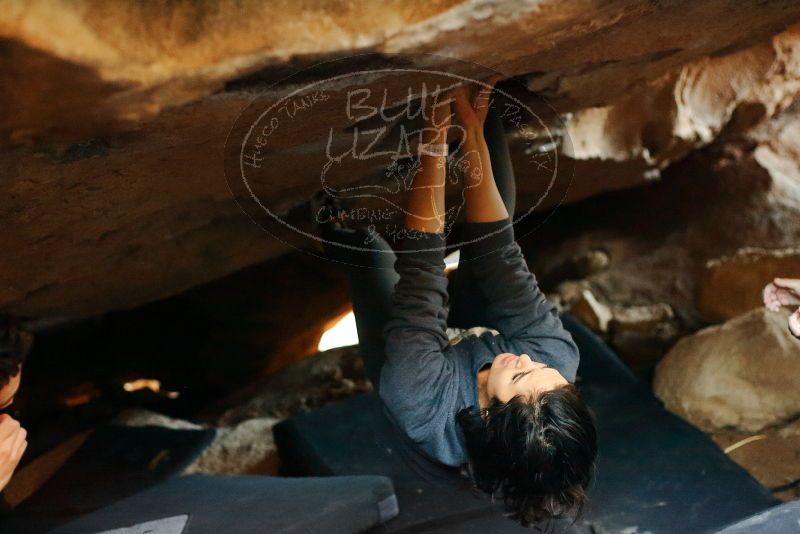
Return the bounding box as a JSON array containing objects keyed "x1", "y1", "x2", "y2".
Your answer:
[{"x1": 2, "y1": 0, "x2": 800, "y2": 319}]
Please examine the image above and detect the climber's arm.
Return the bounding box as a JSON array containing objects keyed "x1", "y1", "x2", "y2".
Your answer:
[
  {"x1": 402, "y1": 90, "x2": 452, "y2": 234},
  {"x1": 459, "y1": 124, "x2": 509, "y2": 223},
  {"x1": 461, "y1": 220, "x2": 580, "y2": 382},
  {"x1": 379, "y1": 91, "x2": 459, "y2": 448},
  {"x1": 453, "y1": 81, "x2": 579, "y2": 381},
  {"x1": 452, "y1": 77, "x2": 508, "y2": 224}
]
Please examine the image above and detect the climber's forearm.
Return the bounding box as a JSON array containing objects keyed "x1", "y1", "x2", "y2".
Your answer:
[
  {"x1": 404, "y1": 120, "x2": 449, "y2": 234},
  {"x1": 461, "y1": 128, "x2": 509, "y2": 223}
]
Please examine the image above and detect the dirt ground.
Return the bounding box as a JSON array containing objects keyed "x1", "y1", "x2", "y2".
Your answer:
[{"x1": 712, "y1": 421, "x2": 800, "y2": 502}]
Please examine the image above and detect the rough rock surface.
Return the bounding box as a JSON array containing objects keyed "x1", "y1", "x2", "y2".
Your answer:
[
  {"x1": 185, "y1": 417, "x2": 280, "y2": 476},
  {"x1": 3, "y1": 3, "x2": 800, "y2": 319},
  {"x1": 206, "y1": 344, "x2": 371, "y2": 426},
  {"x1": 531, "y1": 96, "x2": 800, "y2": 375},
  {"x1": 115, "y1": 409, "x2": 280, "y2": 476},
  {"x1": 567, "y1": 287, "x2": 612, "y2": 333},
  {"x1": 565, "y1": 25, "x2": 800, "y2": 167},
  {"x1": 4, "y1": 2, "x2": 799, "y2": 143},
  {"x1": 109, "y1": 344, "x2": 371, "y2": 475},
  {"x1": 653, "y1": 308, "x2": 800, "y2": 433},
  {"x1": 697, "y1": 247, "x2": 800, "y2": 322}
]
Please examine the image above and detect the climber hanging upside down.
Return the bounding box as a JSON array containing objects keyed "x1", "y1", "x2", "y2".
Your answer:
[{"x1": 317, "y1": 75, "x2": 597, "y2": 527}]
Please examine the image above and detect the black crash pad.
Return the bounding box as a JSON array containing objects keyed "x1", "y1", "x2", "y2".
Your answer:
[
  {"x1": 4, "y1": 424, "x2": 216, "y2": 533},
  {"x1": 274, "y1": 313, "x2": 779, "y2": 533},
  {"x1": 51, "y1": 473, "x2": 398, "y2": 534}
]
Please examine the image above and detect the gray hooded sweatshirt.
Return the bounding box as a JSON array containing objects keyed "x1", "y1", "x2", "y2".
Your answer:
[{"x1": 379, "y1": 217, "x2": 580, "y2": 467}]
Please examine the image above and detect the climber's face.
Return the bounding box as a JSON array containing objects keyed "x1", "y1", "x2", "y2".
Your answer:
[
  {"x1": 0, "y1": 367, "x2": 21, "y2": 411},
  {"x1": 487, "y1": 353, "x2": 567, "y2": 403}
]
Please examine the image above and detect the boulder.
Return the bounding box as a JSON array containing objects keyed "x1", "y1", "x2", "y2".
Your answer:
[
  {"x1": 2, "y1": 3, "x2": 800, "y2": 319},
  {"x1": 653, "y1": 308, "x2": 800, "y2": 432}
]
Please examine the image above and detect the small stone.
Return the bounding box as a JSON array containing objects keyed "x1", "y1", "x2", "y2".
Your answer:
[
  {"x1": 569, "y1": 288, "x2": 613, "y2": 333},
  {"x1": 611, "y1": 303, "x2": 675, "y2": 333},
  {"x1": 553, "y1": 280, "x2": 592, "y2": 307},
  {"x1": 574, "y1": 249, "x2": 611, "y2": 277}
]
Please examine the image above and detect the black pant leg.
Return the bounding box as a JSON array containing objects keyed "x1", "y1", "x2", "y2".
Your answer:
[
  {"x1": 320, "y1": 225, "x2": 398, "y2": 391},
  {"x1": 448, "y1": 95, "x2": 516, "y2": 329}
]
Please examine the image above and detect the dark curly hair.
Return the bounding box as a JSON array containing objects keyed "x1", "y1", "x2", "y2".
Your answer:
[
  {"x1": 0, "y1": 319, "x2": 31, "y2": 388},
  {"x1": 457, "y1": 384, "x2": 597, "y2": 529}
]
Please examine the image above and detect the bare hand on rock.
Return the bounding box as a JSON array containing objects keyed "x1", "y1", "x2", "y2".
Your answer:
[
  {"x1": 0, "y1": 414, "x2": 27, "y2": 492},
  {"x1": 452, "y1": 74, "x2": 503, "y2": 134},
  {"x1": 762, "y1": 277, "x2": 800, "y2": 312},
  {"x1": 789, "y1": 308, "x2": 800, "y2": 338}
]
